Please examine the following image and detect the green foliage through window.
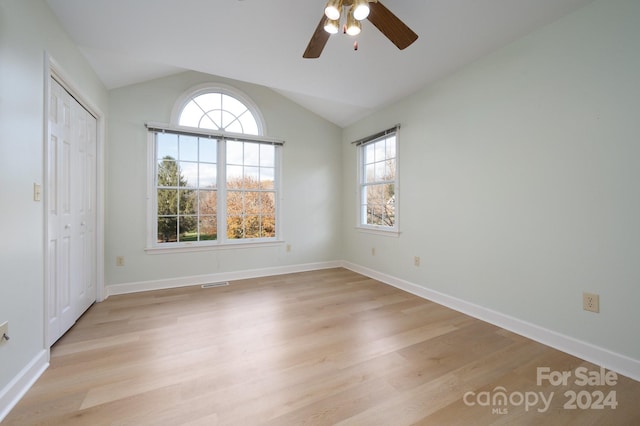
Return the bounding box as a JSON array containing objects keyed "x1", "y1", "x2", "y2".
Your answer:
[
  {"x1": 151, "y1": 134, "x2": 278, "y2": 244},
  {"x1": 150, "y1": 88, "x2": 280, "y2": 247},
  {"x1": 155, "y1": 134, "x2": 217, "y2": 243}
]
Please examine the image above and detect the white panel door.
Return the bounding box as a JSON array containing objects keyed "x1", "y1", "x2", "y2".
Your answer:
[
  {"x1": 47, "y1": 78, "x2": 97, "y2": 346},
  {"x1": 74, "y1": 92, "x2": 97, "y2": 315}
]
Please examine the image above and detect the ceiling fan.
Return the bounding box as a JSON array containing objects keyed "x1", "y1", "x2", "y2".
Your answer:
[{"x1": 303, "y1": 0, "x2": 418, "y2": 58}]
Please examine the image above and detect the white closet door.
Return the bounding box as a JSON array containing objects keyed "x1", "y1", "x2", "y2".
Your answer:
[
  {"x1": 47, "y1": 78, "x2": 97, "y2": 346},
  {"x1": 75, "y1": 93, "x2": 97, "y2": 315}
]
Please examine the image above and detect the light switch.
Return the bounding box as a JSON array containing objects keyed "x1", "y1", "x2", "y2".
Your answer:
[{"x1": 33, "y1": 183, "x2": 42, "y2": 201}]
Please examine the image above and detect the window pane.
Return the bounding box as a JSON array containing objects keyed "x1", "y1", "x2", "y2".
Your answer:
[
  {"x1": 157, "y1": 133, "x2": 178, "y2": 160},
  {"x1": 384, "y1": 183, "x2": 395, "y2": 203},
  {"x1": 385, "y1": 159, "x2": 396, "y2": 180},
  {"x1": 222, "y1": 94, "x2": 246, "y2": 115},
  {"x1": 386, "y1": 136, "x2": 396, "y2": 158},
  {"x1": 227, "y1": 141, "x2": 243, "y2": 165},
  {"x1": 374, "y1": 161, "x2": 386, "y2": 181},
  {"x1": 179, "y1": 101, "x2": 204, "y2": 128},
  {"x1": 365, "y1": 143, "x2": 375, "y2": 164},
  {"x1": 243, "y1": 143, "x2": 260, "y2": 166},
  {"x1": 222, "y1": 110, "x2": 241, "y2": 132},
  {"x1": 179, "y1": 135, "x2": 198, "y2": 161},
  {"x1": 227, "y1": 165, "x2": 243, "y2": 189},
  {"x1": 244, "y1": 215, "x2": 261, "y2": 238},
  {"x1": 365, "y1": 163, "x2": 375, "y2": 183},
  {"x1": 199, "y1": 190, "x2": 217, "y2": 215},
  {"x1": 157, "y1": 217, "x2": 177, "y2": 242},
  {"x1": 158, "y1": 158, "x2": 179, "y2": 187},
  {"x1": 179, "y1": 216, "x2": 197, "y2": 241},
  {"x1": 199, "y1": 216, "x2": 217, "y2": 240},
  {"x1": 180, "y1": 162, "x2": 198, "y2": 188},
  {"x1": 260, "y1": 145, "x2": 275, "y2": 167},
  {"x1": 226, "y1": 215, "x2": 243, "y2": 239},
  {"x1": 367, "y1": 204, "x2": 383, "y2": 225},
  {"x1": 226, "y1": 191, "x2": 243, "y2": 215},
  {"x1": 188, "y1": 93, "x2": 222, "y2": 129},
  {"x1": 260, "y1": 192, "x2": 276, "y2": 215},
  {"x1": 158, "y1": 189, "x2": 177, "y2": 215},
  {"x1": 244, "y1": 166, "x2": 260, "y2": 187},
  {"x1": 194, "y1": 93, "x2": 222, "y2": 114},
  {"x1": 245, "y1": 191, "x2": 261, "y2": 215},
  {"x1": 241, "y1": 115, "x2": 259, "y2": 135},
  {"x1": 260, "y1": 167, "x2": 275, "y2": 190},
  {"x1": 364, "y1": 183, "x2": 395, "y2": 227},
  {"x1": 366, "y1": 185, "x2": 381, "y2": 206},
  {"x1": 384, "y1": 204, "x2": 395, "y2": 226},
  {"x1": 200, "y1": 138, "x2": 217, "y2": 163},
  {"x1": 261, "y1": 215, "x2": 276, "y2": 237},
  {"x1": 199, "y1": 114, "x2": 219, "y2": 130},
  {"x1": 178, "y1": 189, "x2": 196, "y2": 214},
  {"x1": 199, "y1": 163, "x2": 217, "y2": 188},
  {"x1": 374, "y1": 140, "x2": 386, "y2": 162}
]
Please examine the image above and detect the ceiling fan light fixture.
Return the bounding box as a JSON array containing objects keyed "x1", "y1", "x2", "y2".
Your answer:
[
  {"x1": 304, "y1": 0, "x2": 418, "y2": 58},
  {"x1": 352, "y1": 0, "x2": 370, "y2": 20},
  {"x1": 323, "y1": 18, "x2": 340, "y2": 34},
  {"x1": 345, "y1": 8, "x2": 361, "y2": 36},
  {"x1": 324, "y1": 0, "x2": 343, "y2": 21}
]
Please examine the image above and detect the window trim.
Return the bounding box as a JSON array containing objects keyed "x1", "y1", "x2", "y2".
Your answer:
[
  {"x1": 355, "y1": 125, "x2": 400, "y2": 235},
  {"x1": 145, "y1": 122, "x2": 283, "y2": 251}
]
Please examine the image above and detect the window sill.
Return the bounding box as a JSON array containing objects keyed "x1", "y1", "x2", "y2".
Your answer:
[
  {"x1": 145, "y1": 240, "x2": 284, "y2": 254},
  {"x1": 355, "y1": 226, "x2": 401, "y2": 237}
]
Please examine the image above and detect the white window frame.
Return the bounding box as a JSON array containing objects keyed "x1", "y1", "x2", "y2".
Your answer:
[
  {"x1": 145, "y1": 85, "x2": 283, "y2": 253},
  {"x1": 355, "y1": 125, "x2": 400, "y2": 236}
]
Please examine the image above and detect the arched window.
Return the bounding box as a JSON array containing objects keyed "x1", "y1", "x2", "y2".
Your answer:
[
  {"x1": 179, "y1": 92, "x2": 259, "y2": 134},
  {"x1": 173, "y1": 84, "x2": 264, "y2": 135},
  {"x1": 147, "y1": 85, "x2": 281, "y2": 250}
]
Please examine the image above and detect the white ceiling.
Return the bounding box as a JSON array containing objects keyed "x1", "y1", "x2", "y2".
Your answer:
[{"x1": 46, "y1": 0, "x2": 594, "y2": 127}]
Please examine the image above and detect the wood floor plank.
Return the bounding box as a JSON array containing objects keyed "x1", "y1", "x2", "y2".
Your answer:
[{"x1": 4, "y1": 268, "x2": 639, "y2": 425}]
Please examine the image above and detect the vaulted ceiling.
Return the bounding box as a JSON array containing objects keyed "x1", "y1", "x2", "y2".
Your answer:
[{"x1": 46, "y1": 0, "x2": 594, "y2": 127}]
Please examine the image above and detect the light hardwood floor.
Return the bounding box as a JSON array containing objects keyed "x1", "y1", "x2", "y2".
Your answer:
[{"x1": 4, "y1": 268, "x2": 640, "y2": 425}]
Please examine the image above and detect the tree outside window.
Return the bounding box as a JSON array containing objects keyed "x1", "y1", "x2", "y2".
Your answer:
[
  {"x1": 358, "y1": 131, "x2": 398, "y2": 232},
  {"x1": 149, "y1": 87, "x2": 280, "y2": 248}
]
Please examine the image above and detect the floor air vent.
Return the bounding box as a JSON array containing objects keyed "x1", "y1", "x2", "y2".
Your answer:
[{"x1": 201, "y1": 281, "x2": 230, "y2": 289}]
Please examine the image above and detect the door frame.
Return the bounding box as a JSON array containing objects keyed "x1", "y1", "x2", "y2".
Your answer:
[{"x1": 43, "y1": 54, "x2": 106, "y2": 347}]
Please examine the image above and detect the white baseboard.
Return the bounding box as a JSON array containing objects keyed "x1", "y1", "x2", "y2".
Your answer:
[
  {"x1": 0, "y1": 349, "x2": 49, "y2": 423},
  {"x1": 106, "y1": 261, "x2": 342, "y2": 297},
  {"x1": 341, "y1": 261, "x2": 640, "y2": 383}
]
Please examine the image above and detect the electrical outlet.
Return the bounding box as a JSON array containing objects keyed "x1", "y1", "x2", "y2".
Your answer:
[
  {"x1": 0, "y1": 321, "x2": 8, "y2": 345},
  {"x1": 116, "y1": 256, "x2": 125, "y2": 267},
  {"x1": 371, "y1": 247, "x2": 376, "y2": 256},
  {"x1": 414, "y1": 256, "x2": 420, "y2": 267},
  {"x1": 583, "y1": 292, "x2": 600, "y2": 313},
  {"x1": 286, "y1": 244, "x2": 292, "y2": 252}
]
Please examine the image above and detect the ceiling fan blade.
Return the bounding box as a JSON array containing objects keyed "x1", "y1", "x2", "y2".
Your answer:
[
  {"x1": 367, "y1": 1, "x2": 418, "y2": 50},
  {"x1": 303, "y1": 15, "x2": 330, "y2": 58}
]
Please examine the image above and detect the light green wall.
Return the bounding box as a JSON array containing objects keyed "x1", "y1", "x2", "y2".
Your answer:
[
  {"x1": 105, "y1": 71, "x2": 343, "y2": 286},
  {"x1": 0, "y1": 0, "x2": 107, "y2": 396},
  {"x1": 342, "y1": 0, "x2": 640, "y2": 360}
]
